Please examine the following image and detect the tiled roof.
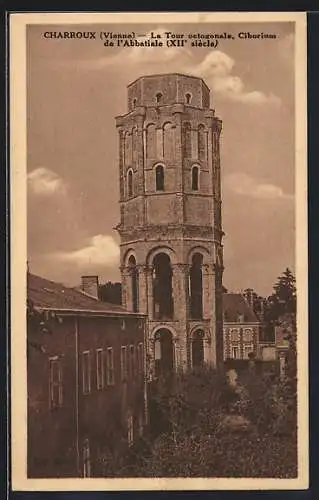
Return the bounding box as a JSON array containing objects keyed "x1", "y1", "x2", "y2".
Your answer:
[
  {"x1": 27, "y1": 273, "x2": 137, "y2": 316},
  {"x1": 223, "y1": 293, "x2": 259, "y2": 323}
]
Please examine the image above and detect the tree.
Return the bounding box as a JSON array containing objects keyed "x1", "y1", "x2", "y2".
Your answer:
[
  {"x1": 99, "y1": 281, "x2": 122, "y2": 305},
  {"x1": 98, "y1": 368, "x2": 297, "y2": 478},
  {"x1": 243, "y1": 288, "x2": 265, "y2": 319},
  {"x1": 264, "y1": 268, "x2": 296, "y2": 326}
]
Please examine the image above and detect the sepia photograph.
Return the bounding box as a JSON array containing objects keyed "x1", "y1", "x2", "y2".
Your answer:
[{"x1": 10, "y1": 12, "x2": 308, "y2": 491}]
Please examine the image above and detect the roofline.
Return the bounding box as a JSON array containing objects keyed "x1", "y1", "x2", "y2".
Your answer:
[
  {"x1": 35, "y1": 306, "x2": 147, "y2": 318},
  {"x1": 127, "y1": 73, "x2": 210, "y2": 92}
]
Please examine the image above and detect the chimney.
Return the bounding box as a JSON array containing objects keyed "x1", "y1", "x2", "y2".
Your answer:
[{"x1": 81, "y1": 275, "x2": 99, "y2": 299}]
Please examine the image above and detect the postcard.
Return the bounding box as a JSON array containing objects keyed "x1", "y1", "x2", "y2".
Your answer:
[{"x1": 10, "y1": 11, "x2": 308, "y2": 491}]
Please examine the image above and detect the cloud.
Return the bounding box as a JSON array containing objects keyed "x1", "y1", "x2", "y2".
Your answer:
[
  {"x1": 51, "y1": 234, "x2": 120, "y2": 266},
  {"x1": 224, "y1": 173, "x2": 293, "y2": 201},
  {"x1": 63, "y1": 28, "x2": 279, "y2": 106},
  {"x1": 28, "y1": 167, "x2": 67, "y2": 196},
  {"x1": 191, "y1": 51, "x2": 281, "y2": 105}
]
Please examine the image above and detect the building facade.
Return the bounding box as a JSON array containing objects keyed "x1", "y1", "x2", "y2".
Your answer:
[
  {"x1": 223, "y1": 293, "x2": 262, "y2": 361},
  {"x1": 115, "y1": 73, "x2": 224, "y2": 375},
  {"x1": 27, "y1": 274, "x2": 147, "y2": 478}
]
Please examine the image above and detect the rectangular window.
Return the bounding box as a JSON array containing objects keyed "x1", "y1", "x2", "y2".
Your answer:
[
  {"x1": 121, "y1": 346, "x2": 127, "y2": 381},
  {"x1": 96, "y1": 349, "x2": 104, "y2": 390},
  {"x1": 106, "y1": 347, "x2": 115, "y2": 386},
  {"x1": 127, "y1": 414, "x2": 134, "y2": 447},
  {"x1": 137, "y1": 342, "x2": 144, "y2": 374},
  {"x1": 243, "y1": 344, "x2": 254, "y2": 359},
  {"x1": 129, "y1": 345, "x2": 136, "y2": 377},
  {"x1": 138, "y1": 411, "x2": 144, "y2": 438},
  {"x1": 49, "y1": 357, "x2": 63, "y2": 409},
  {"x1": 231, "y1": 346, "x2": 240, "y2": 360},
  {"x1": 82, "y1": 351, "x2": 91, "y2": 395},
  {"x1": 83, "y1": 438, "x2": 91, "y2": 478}
]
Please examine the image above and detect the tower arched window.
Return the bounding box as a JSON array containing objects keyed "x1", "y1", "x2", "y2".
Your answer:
[
  {"x1": 192, "y1": 329, "x2": 204, "y2": 369},
  {"x1": 191, "y1": 165, "x2": 199, "y2": 191},
  {"x1": 152, "y1": 253, "x2": 173, "y2": 319},
  {"x1": 155, "y1": 164, "x2": 165, "y2": 191},
  {"x1": 128, "y1": 255, "x2": 139, "y2": 312},
  {"x1": 198, "y1": 125, "x2": 206, "y2": 160},
  {"x1": 156, "y1": 92, "x2": 163, "y2": 104},
  {"x1": 127, "y1": 169, "x2": 133, "y2": 198},
  {"x1": 185, "y1": 93, "x2": 192, "y2": 105},
  {"x1": 189, "y1": 253, "x2": 203, "y2": 319}
]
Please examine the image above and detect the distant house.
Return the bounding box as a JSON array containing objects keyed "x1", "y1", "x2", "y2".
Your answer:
[
  {"x1": 27, "y1": 273, "x2": 147, "y2": 478},
  {"x1": 223, "y1": 293, "x2": 262, "y2": 361}
]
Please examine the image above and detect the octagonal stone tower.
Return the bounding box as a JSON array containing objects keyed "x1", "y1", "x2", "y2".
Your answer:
[{"x1": 115, "y1": 73, "x2": 224, "y2": 376}]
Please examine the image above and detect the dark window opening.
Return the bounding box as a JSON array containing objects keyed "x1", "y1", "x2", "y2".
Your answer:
[
  {"x1": 155, "y1": 329, "x2": 174, "y2": 377},
  {"x1": 152, "y1": 253, "x2": 174, "y2": 320},
  {"x1": 192, "y1": 166, "x2": 199, "y2": 191},
  {"x1": 82, "y1": 351, "x2": 91, "y2": 395},
  {"x1": 192, "y1": 329, "x2": 204, "y2": 369},
  {"x1": 96, "y1": 349, "x2": 104, "y2": 390},
  {"x1": 127, "y1": 170, "x2": 133, "y2": 197},
  {"x1": 49, "y1": 358, "x2": 63, "y2": 409},
  {"x1": 185, "y1": 93, "x2": 192, "y2": 104},
  {"x1": 132, "y1": 98, "x2": 137, "y2": 108},
  {"x1": 106, "y1": 347, "x2": 115, "y2": 385},
  {"x1": 155, "y1": 165, "x2": 165, "y2": 191},
  {"x1": 83, "y1": 439, "x2": 91, "y2": 478},
  {"x1": 189, "y1": 253, "x2": 203, "y2": 319},
  {"x1": 128, "y1": 255, "x2": 139, "y2": 312},
  {"x1": 156, "y1": 92, "x2": 163, "y2": 103}
]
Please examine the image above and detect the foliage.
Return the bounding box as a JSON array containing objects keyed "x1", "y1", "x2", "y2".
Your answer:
[
  {"x1": 99, "y1": 281, "x2": 122, "y2": 305},
  {"x1": 96, "y1": 366, "x2": 297, "y2": 478},
  {"x1": 264, "y1": 268, "x2": 296, "y2": 327},
  {"x1": 27, "y1": 298, "x2": 56, "y2": 353},
  {"x1": 243, "y1": 288, "x2": 265, "y2": 319}
]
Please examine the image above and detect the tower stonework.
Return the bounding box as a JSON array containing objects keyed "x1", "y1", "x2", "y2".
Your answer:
[{"x1": 115, "y1": 73, "x2": 224, "y2": 376}]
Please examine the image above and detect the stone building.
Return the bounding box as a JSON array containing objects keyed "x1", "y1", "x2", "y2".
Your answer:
[
  {"x1": 223, "y1": 293, "x2": 262, "y2": 361},
  {"x1": 27, "y1": 273, "x2": 147, "y2": 477},
  {"x1": 115, "y1": 73, "x2": 224, "y2": 375}
]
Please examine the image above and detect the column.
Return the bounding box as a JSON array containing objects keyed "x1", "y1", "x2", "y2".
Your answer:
[
  {"x1": 146, "y1": 265, "x2": 154, "y2": 322},
  {"x1": 204, "y1": 331, "x2": 213, "y2": 367},
  {"x1": 172, "y1": 263, "x2": 189, "y2": 371},
  {"x1": 120, "y1": 266, "x2": 130, "y2": 310},
  {"x1": 172, "y1": 107, "x2": 184, "y2": 223},
  {"x1": 202, "y1": 263, "x2": 213, "y2": 319},
  {"x1": 137, "y1": 265, "x2": 148, "y2": 315},
  {"x1": 136, "y1": 113, "x2": 146, "y2": 225},
  {"x1": 118, "y1": 128, "x2": 125, "y2": 202}
]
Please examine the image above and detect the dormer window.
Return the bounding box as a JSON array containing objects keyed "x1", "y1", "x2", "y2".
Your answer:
[
  {"x1": 185, "y1": 93, "x2": 192, "y2": 104},
  {"x1": 156, "y1": 92, "x2": 163, "y2": 104}
]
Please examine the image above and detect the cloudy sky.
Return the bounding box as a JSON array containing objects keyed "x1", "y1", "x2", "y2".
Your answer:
[{"x1": 27, "y1": 20, "x2": 295, "y2": 296}]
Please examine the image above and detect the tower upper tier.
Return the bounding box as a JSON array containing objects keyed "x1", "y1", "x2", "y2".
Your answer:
[{"x1": 127, "y1": 73, "x2": 211, "y2": 111}]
